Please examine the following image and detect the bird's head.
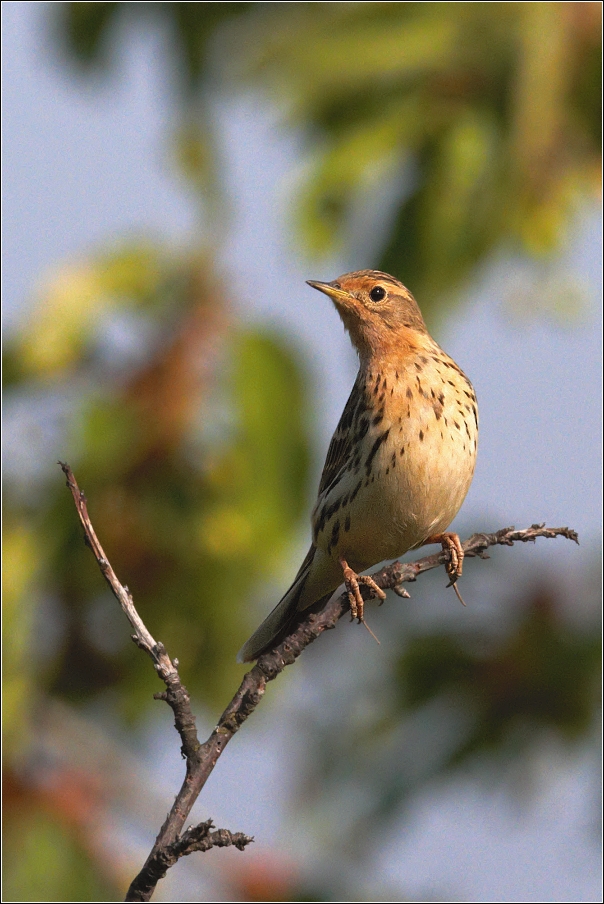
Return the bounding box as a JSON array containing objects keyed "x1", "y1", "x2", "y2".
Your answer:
[{"x1": 307, "y1": 270, "x2": 427, "y2": 360}]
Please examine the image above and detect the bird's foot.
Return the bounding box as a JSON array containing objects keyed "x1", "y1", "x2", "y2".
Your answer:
[
  {"x1": 338, "y1": 557, "x2": 386, "y2": 622},
  {"x1": 424, "y1": 532, "x2": 467, "y2": 605}
]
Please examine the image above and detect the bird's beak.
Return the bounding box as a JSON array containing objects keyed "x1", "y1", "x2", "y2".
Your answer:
[
  {"x1": 307, "y1": 279, "x2": 368, "y2": 354},
  {"x1": 306, "y1": 280, "x2": 352, "y2": 306}
]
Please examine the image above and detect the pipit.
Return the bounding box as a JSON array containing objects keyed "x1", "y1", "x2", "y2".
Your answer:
[{"x1": 237, "y1": 270, "x2": 478, "y2": 662}]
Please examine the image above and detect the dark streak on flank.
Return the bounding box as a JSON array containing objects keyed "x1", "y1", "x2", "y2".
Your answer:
[
  {"x1": 349, "y1": 479, "x2": 362, "y2": 504},
  {"x1": 327, "y1": 517, "x2": 340, "y2": 555},
  {"x1": 365, "y1": 429, "x2": 390, "y2": 475},
  {"x1": 356, "y1": 417, "x2": 370, "y2": 440}
]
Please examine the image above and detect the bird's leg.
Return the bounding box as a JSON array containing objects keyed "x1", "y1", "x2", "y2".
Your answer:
[
  {"x1": 424, "y1": 532, "x2": 466, "y2": 604},
  {"x1": 338, "y1": 556, "x2": 387, "y2": 622},
  {"x1": 424, "y1": 532, "x2": 464, "y2": 580}
]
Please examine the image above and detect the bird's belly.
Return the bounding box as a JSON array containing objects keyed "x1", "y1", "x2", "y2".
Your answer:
[{"x1": 313, "y1": 407, "x2": 477, "y2": 572}]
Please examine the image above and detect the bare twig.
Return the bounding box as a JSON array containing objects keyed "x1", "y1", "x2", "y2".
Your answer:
[
  {"x1": 59, "y1": 462, "x2": 253, "y2": 900},
  {"x1": 59, "y1": 462, "x2": 578, "y2": 902}
]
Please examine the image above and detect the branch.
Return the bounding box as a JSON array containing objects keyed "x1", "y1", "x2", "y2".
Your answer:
[
  {"x1": 59, "y1": 463, "x2": 578, "y2": 902},
  {"x1": 59, "y1": 463, "x2": 253, "y2": 901}
]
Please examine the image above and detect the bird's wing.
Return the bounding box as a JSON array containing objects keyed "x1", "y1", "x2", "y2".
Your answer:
[
  {"x1": 237, "y1": 543, "x2": 340, "y2": 661},
  {"x1": 317, "y1": 374, "x2": 364, "y2": 496}
]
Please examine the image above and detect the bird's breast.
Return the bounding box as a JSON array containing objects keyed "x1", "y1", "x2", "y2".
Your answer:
[{"x1": 312, "y1": 351, "x2": 478, "y2": 571}]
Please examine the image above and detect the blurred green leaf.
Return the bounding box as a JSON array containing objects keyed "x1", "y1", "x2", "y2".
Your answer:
[
  {"x1": 54, "y1": 1, "x2": 122, "y2": 68},
  {"x1": 2, "y1": 519, "x2": 40, "y2": 757},
  {"x1": 4, "y1": 243, "x2": 312, "y2": 714},
  {"x1": 55, "y1": 2, "x2": 601, "y2": 320},
  {"x1": 3, "y1": 792, "x2": 119, "y2": 902},
  {"x1": 401, "y1": 584, "x2": 601, "y2": 756},
  {"x1": 57, "y1": 2, "x2": 254, "y2": 90},
  {"x1": 232, "y1": 1, "x2": 601, "y2": 319}
]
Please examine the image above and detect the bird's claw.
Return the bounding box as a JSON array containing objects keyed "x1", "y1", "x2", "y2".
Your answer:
[
  {"x1": 426, "y1": 532, "x2": 464, "y2": 581},
  {"x1": 339, "y1": 558, "x2": 386, "y2": 622},
  {"x1": 425, "y1": 532, "x2": 467, "y2": 605}
]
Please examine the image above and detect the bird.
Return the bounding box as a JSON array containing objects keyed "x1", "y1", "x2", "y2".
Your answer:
[{"x1": 237, "y1": 270, "x2": 478, "y2": 662}]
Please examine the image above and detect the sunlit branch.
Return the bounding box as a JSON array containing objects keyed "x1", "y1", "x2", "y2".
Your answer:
[{"x1": 59, "y1": 461, "x2": 578, "y2": 902}]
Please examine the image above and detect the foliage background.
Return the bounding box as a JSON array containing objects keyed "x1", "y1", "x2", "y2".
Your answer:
[{"x1": 3, "y1": 3, "x2": 601, "y2": 902}]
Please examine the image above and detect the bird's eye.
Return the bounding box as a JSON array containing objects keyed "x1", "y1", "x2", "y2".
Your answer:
[{"x1": 369, "y1": 286, "x2": 386, "y2": 302}]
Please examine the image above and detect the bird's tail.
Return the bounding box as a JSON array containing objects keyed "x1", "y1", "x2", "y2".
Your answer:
[{"x1": 237, "y1": 545, "x2": 333, "y2": 663}]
